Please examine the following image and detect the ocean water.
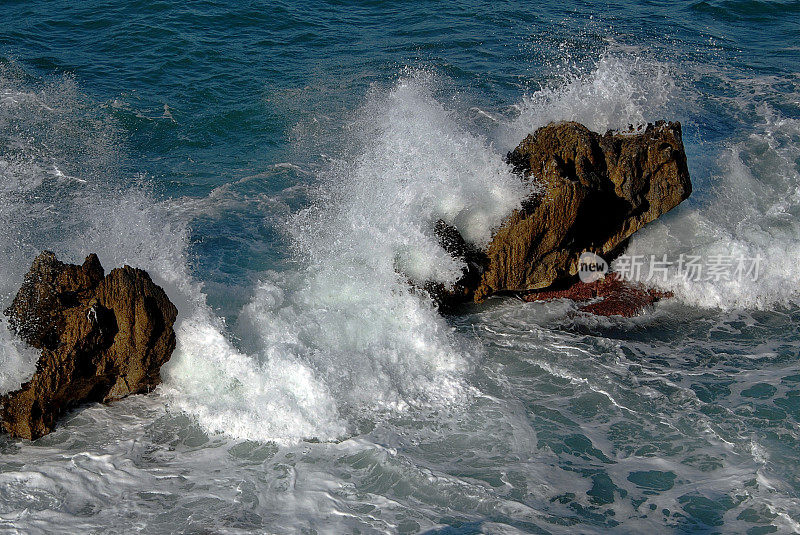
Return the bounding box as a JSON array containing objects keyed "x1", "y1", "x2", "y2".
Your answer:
[{"x1": 1, "y1": 0, "x2": 799, "y2": 533}]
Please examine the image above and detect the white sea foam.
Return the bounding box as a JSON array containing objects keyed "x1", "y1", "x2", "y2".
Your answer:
[
  {"x1": 0, "y1": 65, "x2": 508, "y2": 443},
  {"x1": 624, "y1": 109, "x2": 800, "y2": 309},
  {"x1": 2, "y1": 47, "x2": 800, "y2": 534},
  {"x1": 167, "y1": 72, "x2": 529, "y2": 440}
]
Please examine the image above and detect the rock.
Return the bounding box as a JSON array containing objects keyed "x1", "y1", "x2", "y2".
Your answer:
[
  {"x1": 523, "y1": 273, "x2": 673, "y2": 317},
  {"x1": 425, "y1": 220, "x2": 489, "y2": 309},
  {"x1": 1, "y1": 252, "x2": 177, "y2": 439},
  {"x1": 442, "y1": 121, "x2": 691, "y2": 305}
]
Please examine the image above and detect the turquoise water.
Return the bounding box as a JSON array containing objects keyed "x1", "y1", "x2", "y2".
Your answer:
[{"x1": 1, "y1": 1, "x2": 799, "y2": 533}]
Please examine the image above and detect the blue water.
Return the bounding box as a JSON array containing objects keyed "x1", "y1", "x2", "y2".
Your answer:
[{"x1": 1, "y1": 1, "x2": 799, "y2": 533}]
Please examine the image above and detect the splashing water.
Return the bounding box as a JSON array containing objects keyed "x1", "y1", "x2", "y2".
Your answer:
[
  {"x1": 626, "y1": 109, "x2": 800, "y2": 309},
  {"x1": 164, "y1": 72, "x2": 530, "y2": 442},
  {"x1": 500, "y1": 52, "x2": 676, "y2": 150},
  {"x1": 1, "y1": 6, "x2": 799, "y2": 529}
]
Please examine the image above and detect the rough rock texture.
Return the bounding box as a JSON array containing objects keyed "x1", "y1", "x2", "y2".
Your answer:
[
  {"x1": 1, "y1": 252, "x2": 178, "y2": 439},
  {"x1": 523, "y1": 273, "x2": 673, "y2": 317},
  {"x1": 437, "y1": 121, "x2": 691, "y2": 306}
]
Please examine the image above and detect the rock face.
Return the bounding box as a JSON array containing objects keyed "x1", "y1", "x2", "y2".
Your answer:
[
  {"x1": 1, "y1": 252, "x2": 178, "y2": 439},
  {"x1": 439, "y1": 121, "x2": 691, "y2": 306},
  {"x1": 523, "y1": 273, "x2": 673, "y2": 317}
]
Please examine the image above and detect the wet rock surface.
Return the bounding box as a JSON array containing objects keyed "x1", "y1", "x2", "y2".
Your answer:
[
  {"x1": 1, "y1": 252, "x2": 177, "y2": 439},
  {"x1": 437, "y1": 121, "x2": 691, "y2": 310}
]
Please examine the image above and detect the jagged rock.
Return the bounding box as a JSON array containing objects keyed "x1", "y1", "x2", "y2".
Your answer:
[
  {"x1": 1, "y1": 252, "x2": 177, "y2": 439},
  {"x1": 439, "y1": 121, "x2": 691, "y2": 306},
  {"x1": 523, "y1": 273, "x2": 673, "y2": 317}
]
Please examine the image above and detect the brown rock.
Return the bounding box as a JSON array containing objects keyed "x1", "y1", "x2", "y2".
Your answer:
[
  {"x1": 523, "y1": 273, "x2": 673, "y2": 317},
  {"x1": 440, "y1": 120, "x2": 690, "y2": 304},
  {"x1": 1, "y1": 252, "x2": 177, "y2": 439}
]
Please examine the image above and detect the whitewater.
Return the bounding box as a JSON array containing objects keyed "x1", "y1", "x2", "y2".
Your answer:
[{"x1": 2, "y1": 1, "x2": 800, "y2": 533}]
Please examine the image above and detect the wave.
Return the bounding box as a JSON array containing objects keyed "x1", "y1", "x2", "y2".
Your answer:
[
  {"x1": 499, "y1": 52, "x2": 800, "y2": 311},
  {"x1": 164, "y1": 71, "x2": 528, "y2": 442},
  {"x1": 162, "y1": 58, "x2": 686, "y2": 443},
  {"x1": 624, "y1": 108, "x2": 800, "y2": 309},
  {"x1": 0, "y1": 64, "x2": 531, "y2": 443},
  {"x1": 2, "y1": 48, "x2": 799, "y2": 444}
]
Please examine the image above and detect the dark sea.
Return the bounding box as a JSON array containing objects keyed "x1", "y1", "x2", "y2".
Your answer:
[{"x1": 1, "y1": 1, "x2": 800, "y2": 533}]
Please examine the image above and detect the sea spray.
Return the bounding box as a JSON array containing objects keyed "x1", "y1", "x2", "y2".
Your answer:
[
  {"x1": 0, "y1": 65, "x2": 516, "y2": 444},
  {"x1": 623, "y1": 110, "x2": 800, "y2": 309},
  {"x1": 498, "y1": 50, "x2": 800, "y2": 310},
  {"x1": 0, "y1": 9, "x2": 799, "y2": 528},
  {"x1": 167, "y1": 72, "x2": 532, "y2": 441},
  {"x1": 500, "y1": 52, "x2": 676, "y2": 151}
]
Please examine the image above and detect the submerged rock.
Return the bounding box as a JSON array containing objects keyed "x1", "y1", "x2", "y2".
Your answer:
[
  {"x1": 1, "y1": 252, "x2": 177, "y2": 439},
  {"x1": 438, "y1": 121, "x2": 691, "y2": 307},
  {"x1": 523, "y1": 273, "x2": 673, "y2": 317}
]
